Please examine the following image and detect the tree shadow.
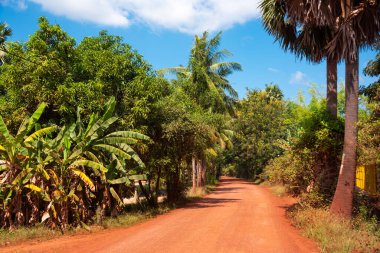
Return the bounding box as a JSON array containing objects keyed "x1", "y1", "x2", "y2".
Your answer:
[{"x1": 185, "y1": 197, "x2": 240, "y2": 209}]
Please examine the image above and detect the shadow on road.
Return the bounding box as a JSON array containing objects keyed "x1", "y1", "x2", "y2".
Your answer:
[{"x1": 186, "y1": 197, "x2": 240, "y2": 209}]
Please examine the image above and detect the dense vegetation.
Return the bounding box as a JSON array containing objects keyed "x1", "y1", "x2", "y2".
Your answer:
[{"x1": 0, "y1": 8, "x2": 379, "y2": 235}]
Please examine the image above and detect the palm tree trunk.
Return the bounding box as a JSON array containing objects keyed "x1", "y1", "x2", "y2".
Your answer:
[
  {"x1": 330, "y1": 51, "x2": 359, "y2": 218},
  {"x1": 324, "y1": 56, "x2": 339, "y2": 192},
  {"x1": 192, "y1": 156, "x2": 196, "y2": 192},
  {"x1": 327, "y1": 56, "x2": 338, "y2": 119}
]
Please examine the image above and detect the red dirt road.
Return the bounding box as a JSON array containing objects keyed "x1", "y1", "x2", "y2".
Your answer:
[{"x1": 3, "y1": 177, "x2": 319, "y2": 253}]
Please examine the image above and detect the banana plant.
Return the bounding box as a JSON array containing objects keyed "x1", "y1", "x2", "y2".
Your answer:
[
  {"x1": 0, "y1": 103, "x2": 58, "y2": 227},
  {"x1": 33, "y1": 97, "x2": 151, "y2": 227}
]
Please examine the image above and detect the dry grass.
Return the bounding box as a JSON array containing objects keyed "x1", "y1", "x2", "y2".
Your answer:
[
  {"x1": 186, "y1": 184, "x2": 217, "y2": 199},
  {"x1": 289, "y1": 207, "x2": 380, "y2": 253},
  {"x1": 270, "y1": 184, "x2": 287, "y2": 197}
]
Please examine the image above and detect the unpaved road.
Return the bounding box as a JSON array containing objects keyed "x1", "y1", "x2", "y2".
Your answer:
[{"x1": 3, "y1": 177, "x2": 319, "y2": 253}]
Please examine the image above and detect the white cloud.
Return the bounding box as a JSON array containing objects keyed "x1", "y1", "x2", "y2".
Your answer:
[
  {"x1": 1, "y1": 0, "x2": 27, "y2": 9},
  {"x1": 267, "y1": 67, "x2": 279, "y2": 73},
  {"x1": 290, "y1": 71, "x2": 307, "y2": 85},
  {"x1": 4, "y1": 0, "x2": 261, "y2": 34}
]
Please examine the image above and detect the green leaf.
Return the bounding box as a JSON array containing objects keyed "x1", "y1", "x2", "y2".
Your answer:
[
  {"x1": 116, "y1": 143, "x2": 145, "y2": 168},
  {"x1": 101, "y1": 97, "x2": 116, "y2": 122},
  {"x1": 86, "y1": 117, "x2": 118, "y2": 139},
  {"x1": 95, "y1": 137, "x2": 138, "y2": 145},
  {"x1": 129, "y1": 174, "x2": 147, "y2": 181},
  {"x1": 94, "y1": 144, "x2": 131, "y2": 160},
  {"x1": 27, "y1": 102, "x2": 47, "y2": 133},
  {"x1": 70, "y1": 168, "x2": 95, "y2": 191},
  {"x1": 108, "y1": 177, "x2": 130, "y2": 185},
  {"x1": 0, "y1": 116, "x2": 11, "y2": 140},
  {"x1": 84, "y1": 151, "x2": 100, "y2": 163},
  {"x1": 25, "y1": 126, "x2": 58, "y2": 142},
  {"x1": 106, "y1": 131, "x2": 150, "y2": 141},
  {"x1": 11, "y1": 168, "x2": 33, "y2": 185},
  {"x1": 70, "y1": 159, "x2": 108, "y2": 173},
  {"x1": 83, "y1": 113, "x2": 96, "y2": 138},
  {"x1": 109, "y1": 187, "x2": 123, "y2": 206}
]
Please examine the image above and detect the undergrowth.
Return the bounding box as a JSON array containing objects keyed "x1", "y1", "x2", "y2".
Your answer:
[{"x1": 288, "y1": 205, "x2": 380, "y2": 253}]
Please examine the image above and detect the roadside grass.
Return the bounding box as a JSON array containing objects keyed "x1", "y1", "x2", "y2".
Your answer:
[
  {"x1": 186, "y1": 183, "x2": 218, "y2": 200},
  {"x1": 270, "y1": 184, "x2": 287, "y2": 197},
  {"x1": 265, "y1": 182, "x2": 380, "y2": 252},
  {"x1": 288, "y1": 206, "x2": 380, "y2": 253}
]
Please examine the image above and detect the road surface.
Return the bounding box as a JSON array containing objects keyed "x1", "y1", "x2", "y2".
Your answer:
[{"x1": 3, "y1": 177, "x2": 319, "y2": 253}]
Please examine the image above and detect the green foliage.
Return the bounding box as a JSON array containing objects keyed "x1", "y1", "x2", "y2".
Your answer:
[
  {"x1": 228, "y1": 84, "x2": 287, "y2": 179},
  {"x1": 264, "y1": 92, "x2": 344, "y2": 199},
  {"x1": 358, "y1": 43, "x2": 380, "y2": 164},
  {"x1": 162, "y1": 31, "x2": 241, "y2": 114},
  {"x1": 0, "y1": 97, "x2": 150, "y2": 229},
  {"x1": 0, "y1": 18, "x2": 165, "y2": 131}
]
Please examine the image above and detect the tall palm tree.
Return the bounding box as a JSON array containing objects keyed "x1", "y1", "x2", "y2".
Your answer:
[
  {"x1": 0, "y1": 22, "x2": 12, "y2": 65},
  {"x1": 161, "y1": 31, "x2": 242, "y2": 114},
  {"x1": 260, "y1": 0, "x2": 338, "y2": 118},
  {"x1": 282, "y1": 0, "x2": 380, "y2": 218}
]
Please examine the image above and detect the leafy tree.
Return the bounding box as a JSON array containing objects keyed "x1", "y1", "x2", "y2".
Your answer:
[
  {"x1": 230, "y1": 84, "x2": 287, "y2": 179},
  {"x1": 358, "y1": 43, "x2": 380, "y2": 165}
]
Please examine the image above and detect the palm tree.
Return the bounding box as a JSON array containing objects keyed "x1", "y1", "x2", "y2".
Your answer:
[
  {"x1": 0, "y1": 22, "x2": 12, "y2": 65},
  {"x1": 162, "y1": 31, "x2": 241, "y2": 191},
  {"x1": 260, "y1": 0, "x2": 338, "y2": 118},
  {"x1": 161, "y1": 31, "x2": 242, "y2": 114},
  {"x1": 282, "y1": 0, "x2": 380, "y2": 218}
]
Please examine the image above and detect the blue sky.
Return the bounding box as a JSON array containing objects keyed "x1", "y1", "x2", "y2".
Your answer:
[{"x1": 0, "y1": 0, "x2": 378, "y2": 101}]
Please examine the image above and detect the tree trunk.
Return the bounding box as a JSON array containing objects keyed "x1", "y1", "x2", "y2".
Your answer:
[
  {"x1": 139, "y1": 180, "x2": 157, "y2": 207},
  {"x1": 324, "y1": 56, "x2": 339, "y2": 193},
  {"x1": 330, "y1": 52, "x2": 359, "y2": 218},
  {"x1": 192, "y1": 156, "x2": 197, "y2": 192},
  {"x1": 201, "y1": 159, "x2": 206, "y2": 187},
  {"x1": 154, "y1": 167, "x2": 161, "y2": 203},
  {"x1": 327, "y1": 56, "x2": 338, "y2": 119},
  {"x1": 197, "y1": 159, "x2": 202, "y2": 188}
]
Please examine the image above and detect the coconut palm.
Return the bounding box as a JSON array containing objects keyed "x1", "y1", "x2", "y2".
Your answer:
[
  {"x1": 278, "y1": 0, "x2": 380, "y2": 218},
  {"x1": 161, "y1": 31, "x2": 242, "y2": 114},
  {"x1": 0, "y1": 22, "x2": 12, "y2": 65}
]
